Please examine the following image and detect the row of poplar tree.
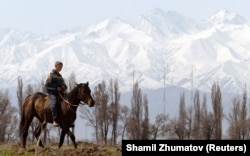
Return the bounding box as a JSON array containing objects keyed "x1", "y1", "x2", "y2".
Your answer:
[{"x1": 0, "y1": 72, "x2": 249, "y2": 145}]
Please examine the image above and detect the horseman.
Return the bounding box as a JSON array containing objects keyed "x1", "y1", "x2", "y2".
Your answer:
[{"x1": 45, "y1": 61, "x2": 67, "y2": 127}]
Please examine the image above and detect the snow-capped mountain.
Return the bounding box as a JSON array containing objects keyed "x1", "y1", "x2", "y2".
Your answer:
[{"x1": 1, "y1": 8, "x2": 250, "y2": 94}]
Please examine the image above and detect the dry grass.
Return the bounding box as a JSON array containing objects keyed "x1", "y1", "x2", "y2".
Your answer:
[{"x1": 0, "y1": 141, "x2": 121, "y2": 156}]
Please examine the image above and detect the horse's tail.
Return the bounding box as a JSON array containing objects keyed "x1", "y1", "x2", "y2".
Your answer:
[{"x1": 19, "y1": 108, "x2": 25, "y2": 140}]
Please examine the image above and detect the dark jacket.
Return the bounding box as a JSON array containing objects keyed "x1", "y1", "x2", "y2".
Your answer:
[{"x1": 45, "y1": 69, "x2": 67, "y2": 95}]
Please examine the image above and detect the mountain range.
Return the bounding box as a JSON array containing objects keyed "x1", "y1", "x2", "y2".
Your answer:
[
  {"x1": 1, "y1": 8, "x2": 250, "y2": 95},
  {"x1": 1, "y1": 8, "x2": 249, "y2": 140}
]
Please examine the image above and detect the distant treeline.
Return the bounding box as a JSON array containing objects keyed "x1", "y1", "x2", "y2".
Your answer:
[{"x1": 0, "y1": 73, "x2": 249, "y2": 146}]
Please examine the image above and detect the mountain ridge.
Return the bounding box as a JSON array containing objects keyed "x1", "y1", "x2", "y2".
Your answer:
[{"x1": 1, "y1": 8, "x2": 250, "y2": 94}]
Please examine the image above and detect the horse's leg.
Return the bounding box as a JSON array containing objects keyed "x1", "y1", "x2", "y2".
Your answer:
[
  {"x1": 67, "y1": 129, "x2": 77, "y2": 149},
  {"x1": 34, "y1": 123, "x2": 42, "y2": 147},
  {"x1": 21, "y1": 115, "x2": 34, "y2": 148},
  {"x1": 34, "y1": 122, "x2": 47, "y2": 148},
  {"x1": 58, "y1": 129, "x2": 67, "y2": 148}
]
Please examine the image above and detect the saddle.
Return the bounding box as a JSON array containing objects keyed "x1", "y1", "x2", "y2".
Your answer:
[
  {"x1": 43, "y1": 94, "x2": 63, "y2": 113},
  {"x1": 43, "y1": 96, "x2": 51, "y2": 113}
]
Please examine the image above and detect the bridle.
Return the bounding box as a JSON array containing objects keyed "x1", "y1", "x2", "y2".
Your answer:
[{"x1": 58, "y1": 91, "x2": 88, "y2": 113}]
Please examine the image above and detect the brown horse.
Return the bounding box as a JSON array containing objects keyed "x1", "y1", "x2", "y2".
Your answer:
[{"x1": 20, "y1": 82, "x2": 95, "y2": 149}]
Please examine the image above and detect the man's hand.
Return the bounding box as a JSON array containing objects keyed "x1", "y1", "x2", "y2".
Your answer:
[
  {"x1": 57, "y1": 87, "x2": 63, "y2": 92},
  {"x1": 61, "y1": 85, "x2": 66, "y2": 90}
]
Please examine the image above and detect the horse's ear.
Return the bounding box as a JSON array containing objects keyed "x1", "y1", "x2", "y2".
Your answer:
[
  {"x1": 75, "y1": 83, "x2": 79, "y2": 86},
  {"x1": 86, "y1": 81, "x2": 89, "y2": 85}
]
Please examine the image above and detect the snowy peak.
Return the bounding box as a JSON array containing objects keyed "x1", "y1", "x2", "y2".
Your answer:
[
  {"x1": 89, "y1": 18, "x2": 128, "y2": 33},
  {"x1": 1, "y1": 8, "x2": 250, "y2": 93},
  {"x1": 133, "y1": 8, "x2": 196, "y2": 38},
  {"x1": 207, "y1": 9, "x2": 246, "y2": 26},
  {"x1": 0, "y1": 29, "x2": 38, "y2": 46}
]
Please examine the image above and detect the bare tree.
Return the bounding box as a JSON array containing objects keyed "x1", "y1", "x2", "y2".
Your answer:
[
  {"x1": 227, "y1": 86, "x2": 248, "y2": 139},
  {"x1": 172, "y1": 92, "x2": 187, "y2": 139},
  {"x1": 79, "y1": 80, "x2": 104, "y2": 142},
  {"x1": 80, "y1": 81, "x2": 111, "y2": 144},
  {"x1": 127, "y1": 81, "x2": 143, "y2": 139},
  {"x1": 119, "y1": 105, "x2": 130, "y2": 140},
  {"x1": 0, "y1": 89, "x2": 18, "y2": 142},
  {"x1": 98, "y1": 81, "x2": 110, "y2": 144},
  {"x1": 41, "y1": 78, "x2": 46, "y2": 93},
  {"x1": 25, "y1": 83, "x2": 40, "y2": 96},
  {"x1": 17, "y1": 76, "x2": 23, "y2": 139},
  {"x1": 151, "y1": 113, "x2": 168, "y2": 139},
  {"x1": 79, "y1": 102, "x2": 97, "y2": 141},
  {"x1": 185, "y1": 105, "x2": 193, "y2": 139},
  {"x1": 193, "y1": 90, "x2": 202, "y2": 139},
  {"x1": 170, "y1": 92, "x2": 193, "y2": 139},
  {"x1": 141, "y1": 94, "x2": 149, "y2": 139},
  {"x1": 240, "y1": 85, "x2": 248, "y2": 139},
  {"x1": 227, "y1": 96, "x2": 241, "y2": 139},
  {"x1": 108, "y1": 79, "x2": 120, "y2": 144},
  {"x1": 201, "y1": 93, "x2": 215, "y2": 139},
  {"x1": 211, "y1": 82, "x2": 223, "y2": 139}
]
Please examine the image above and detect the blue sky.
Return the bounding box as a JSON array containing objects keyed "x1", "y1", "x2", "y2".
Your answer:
[{"x1": 0, "y1": 0, "x2": 249, "y2": 35}]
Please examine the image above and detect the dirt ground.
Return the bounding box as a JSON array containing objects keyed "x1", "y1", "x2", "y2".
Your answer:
[{"x1": 0, "y1": 141, "x2": 122, "y2": 156}]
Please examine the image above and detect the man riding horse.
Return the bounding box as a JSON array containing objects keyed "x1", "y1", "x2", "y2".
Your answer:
[
  {"x1": 20, "y1": 61, "x2": 95, "y2": 148},
  {"x1": 45, "y1": 61, "x2": 67, "y2": 127}
]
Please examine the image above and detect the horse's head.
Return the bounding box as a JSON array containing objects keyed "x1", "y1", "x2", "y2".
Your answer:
[{"x1": 76, "y1": 82, "x2": 95, "y2": 107}]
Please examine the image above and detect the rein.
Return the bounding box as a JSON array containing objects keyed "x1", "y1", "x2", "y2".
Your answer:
[{"x1": 58, "y1": 93, "x2": 87, "y2": 113}]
